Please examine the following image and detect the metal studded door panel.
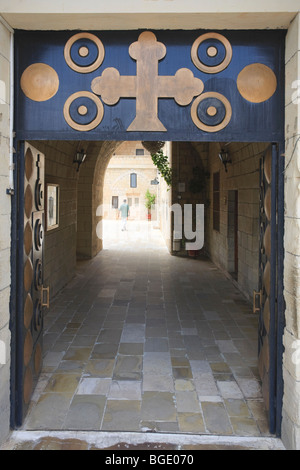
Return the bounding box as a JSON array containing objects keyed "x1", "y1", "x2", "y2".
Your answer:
[
  {"x1": 16, "y1": 142, "x2": 48, "y2": 426},
  {"x1": 256, "y1": 143, "x2": 284, "y2": 435}
]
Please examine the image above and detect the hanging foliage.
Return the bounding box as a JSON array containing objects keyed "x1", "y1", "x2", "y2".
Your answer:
[
  {"x1": 142, "y1": 141, "x2": 172, "y2": 188},
  {"x1": 151, "y1": 149, "x2": 172, "y2": 187}
]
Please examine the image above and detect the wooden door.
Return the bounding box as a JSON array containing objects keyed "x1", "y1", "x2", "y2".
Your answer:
[{"x1": 15, "y1": 142, "x2": 49, "y2": 426}]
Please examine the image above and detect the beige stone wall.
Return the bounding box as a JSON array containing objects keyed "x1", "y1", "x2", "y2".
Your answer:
[
  {"x1": 281, "y1": 12, "x2": 300, "y2": 450},
  {"x1": 1, "y1": 1, "x2": 299, "y2": 30},
  {"x1": 171, "y1": 141, "x2": 264, "y2": 300},
  {"x1": 206, "y1": 142, "x2": 267, "y2": 299},
  {"x1": 103, "y1": 142, "x2": 159, "y2": 221},
  {"x1": 0, "y1": 18, "x2": 12, "y2": 444}
]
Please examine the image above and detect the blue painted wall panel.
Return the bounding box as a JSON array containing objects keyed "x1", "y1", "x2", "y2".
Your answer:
[{"x1": 14, "y1": 29, "x2": 285, "y2": 142}]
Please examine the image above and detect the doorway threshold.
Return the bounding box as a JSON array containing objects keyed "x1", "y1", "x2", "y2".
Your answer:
[{"x1": 1, "y1": 430, "x2": 285, "y2": 450}]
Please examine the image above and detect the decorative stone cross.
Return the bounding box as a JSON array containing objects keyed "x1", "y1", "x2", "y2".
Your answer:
[{"x1": 91, "y1": 31, "x2": 204, "y2": 132}]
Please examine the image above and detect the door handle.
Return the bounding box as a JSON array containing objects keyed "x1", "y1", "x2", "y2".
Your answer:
[
  {"x1": 253, "y1": 290, "x2": 262, "y2": 313},
  {"x1": 41, "y1": 285, "x2": 50, "y2": 308}
]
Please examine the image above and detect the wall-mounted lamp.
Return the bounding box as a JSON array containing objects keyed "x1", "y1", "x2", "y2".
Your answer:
[
  {"x1": 218, "y1": 149, "x2": 232, "y2": 172},
  {"x1": 73, "y1": 149, "x2": 86, "y2": 172}
]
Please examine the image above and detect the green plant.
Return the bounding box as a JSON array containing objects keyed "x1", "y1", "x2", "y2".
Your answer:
[
  {"x1": 144, "y1": 189, "x2": 156, "y2": 211},
  {"x1": 151, "y1": 149, "x2": 172, "y2": 187}
]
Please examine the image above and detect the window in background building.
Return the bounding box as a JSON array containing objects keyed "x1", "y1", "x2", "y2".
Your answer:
[
  {"x1": 130, "y1": 172, "x2": 137, "y2": 188},
  {"x1": 136, "y1": 149, "x2": 144, "y2": 155},
  {"x1": 213, "y1": 172, "x2": 220, "y2": 231},
  {"x1": 112, "y1": 196, "x2": 119, "y2": 209}
]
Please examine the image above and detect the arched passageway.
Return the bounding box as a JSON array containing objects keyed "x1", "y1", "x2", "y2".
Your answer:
[{"x1": 16, "y1": 139, "x2": 273, "y2": 437}]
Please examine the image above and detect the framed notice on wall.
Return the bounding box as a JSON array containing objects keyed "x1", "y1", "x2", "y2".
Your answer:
[{"x1": 46, "y1": 184, "x2": 59, "y2": 230}]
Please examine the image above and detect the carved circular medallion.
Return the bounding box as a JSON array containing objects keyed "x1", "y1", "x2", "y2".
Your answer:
[
  {"x1": 24, "y1": 330, "x2": 33, "y2": 367},
  {"x1": 24, "y1": 293, "x2": 33, "y2": 329},
  {"x1": 264, "y1": 187, "x2": 271, "y2": 221},
  {"x1": 35, "y1": 179, "x2": 44, "y2": 211},
  {"x1": 24, "y1": 221, "x2": 33, "y2": 256},
  {"x1": 34, "y1": 259, "x2": 43, "y2": 290},
  {"x1": 263, "y1": 261, "x2": 271, "y2": 296},
  {"x1": 64, "y1": 32, "x2": 105, "y2": 73},
  {"x1": 263, "y1": 223, "x2": 271, "y2": 259},
  {"x1": 263, "y1": 297, "x2": 270, "y2": 333},
  {"x1": 34, "y1": 219, "x2": 43, "y2": 251},
  {"x1": 21, "y1": 63, "x2": 59, "y2": 102},
  {"x1": 24, "y1": 184, "x2": 33, "y2": 219},
  {"x1": 63, "y1": 91, "x2": 104, "y2": 131},
  {"x1": 33, "y1": 299, "x2": 43, "y2": 332},
  {"x1": 191, "y1": 92, "x2": 232, "y2": 132},
  {"x1": 264, "y1": 147, "x2": 272, "y2": 184},
  {"x1": 237, "y1": 63, "x2": 277, "y2": 103},
  {"x1": 191, "y1": 33, "x2": 232, "y2": 74},
  {"x1": 25, "y1": 147, "x2": 34, "y2": 181},
  {"x1": 24, "y1": 257, "x2": 33, "y2": 292}
]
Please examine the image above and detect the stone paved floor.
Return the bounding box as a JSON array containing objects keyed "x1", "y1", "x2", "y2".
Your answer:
[{"x1": 22, "y1": 220, "x2": 271, "y2": 437}]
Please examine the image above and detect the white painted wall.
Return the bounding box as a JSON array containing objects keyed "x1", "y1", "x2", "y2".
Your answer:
[
  {"x1": 0, "y1": 0, "x2": 299, "y2": 30},
  {"x1": 0, "y1": 16, "x2": 13, "y2": 445}
]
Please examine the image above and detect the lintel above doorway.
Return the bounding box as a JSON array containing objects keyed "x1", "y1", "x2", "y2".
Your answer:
[{"x1": 15, "y1": 29, "x2": 285, "y2": 143}]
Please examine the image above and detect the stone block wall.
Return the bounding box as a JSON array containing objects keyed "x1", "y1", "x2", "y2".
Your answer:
[
  {"x1": 0, "y1": 19, "x2": 12, "y2": 444},
  {"x1": 281, "y1": 12, "x2": 300, "y2": 450},
  {"x1": 206, "y1": 142, "x2": 268, "y2": 300},
  {"x1": 29, "y1": 141, "x2": 79, "y2": 299},
  {"x1": 171, "y1": 141, "x2": 265, "y2": 300}
]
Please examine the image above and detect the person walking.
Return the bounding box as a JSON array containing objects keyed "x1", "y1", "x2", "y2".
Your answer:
[{"x1": 119, "y1": 199, "x2": 130, "y2": 231}]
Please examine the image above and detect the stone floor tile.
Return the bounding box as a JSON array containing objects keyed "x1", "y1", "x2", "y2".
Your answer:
[
  {"x1": 24, "y1": 393, "x2": 73, "y2": 430},
  {"x1": 84, "y1": 359, "x2": 115, "y2": 377},
  {"x1": 145, "y1": 337, "x2": 169, "y2": 352},
  {"x1": 178, "y1": 412, "x2": 206, "y2": 433},
  {"x1": 63, "y1": 395, "x2": 106, "y2": 430},
  {"x1": 174, "y1": 379, "x2": 195, "y2": 391},
  {"x1": 193, "y1": 373, "x2": 220, "y2": 396},
  {"x1": 44, "y1": 373, "x2": 80, "y2": 394},
  {"x1": 230, "y1": 416, "x2": 260, "y2": 436},
  {"x1": 113, "y1": 355, "x2": 143, "y2": 380},
  {"x1": 201, "y1": 402, "x2": 233, "y2": 435},
  {"x1": 140, "y1": 421, "x2": 179, "y2": 433},
  {"x1": 62, "y1": 347, "x2": 92, "y2": 362},
  {"x1": 143, "y1": 352, "x2": 172, "y2": 375},
  {"x1": 121, "y1": 324, "x2": 145, "y2": 343},
  {"x1": 175, "y1": 391, "x2": 200, "y2": 412},
  {"x1": 97, "y1": 329, "x2": 122, "y2": 344},
  {"x1": 224, "y1": 398, "x2": 251, "y2": 418},
  {"x1": 77, "y1": 377, "x2": 111, "y2": 395},
  {"x1": 143, "y1": 374, "x2": 174, "y2": 392},
  {"x1": 141, "y1": 392, "x2": 177, "y2": 422},
  {"x1": 91, "y1": 343, "x2": 119, "y2": 359},
  {"x1": 236, "y1": 378, "x2": 263, "y2": 398},
  {"x1": 217, "y1": 381, "x2": 244, "y2": 399},
  {"x1": 109, "y1": 380, "x2": 142, "y2": 400},
  {"x1": 118, "y1": 343, "x2": 144, "y2": 355},
  {"x1": 102, "y1": 400, "x2": 141, "y2": 431}
]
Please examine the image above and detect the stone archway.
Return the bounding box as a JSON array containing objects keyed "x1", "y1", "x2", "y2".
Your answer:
[{"x1": 76, "y1": 141, "x2": 122, "y2": 259}]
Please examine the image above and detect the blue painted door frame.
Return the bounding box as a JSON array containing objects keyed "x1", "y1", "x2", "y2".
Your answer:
[{"x1": 10, "y1": 29, "x2": 286, "y2": 434}]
